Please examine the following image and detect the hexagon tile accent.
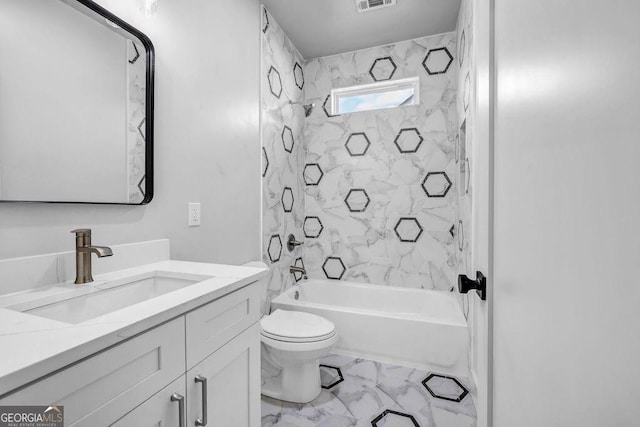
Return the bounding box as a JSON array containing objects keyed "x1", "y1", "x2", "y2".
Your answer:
[
  {"x1": 281, "y1": 125, "x2": 294, "y2": 153},
  {"x1": 319, "y1": 365, "x2": 344, "y2": 389},
  {"x1": 267, "y1": 235, "x2": 282, "y2": 263},
  {"x1": 394, "y1": 217, "x2": 424, "y2": 242},
  {"x1": 369, "y1": 56, "x2": 397, "y2": 81},
  {"x1": 137, "y1": 118, "x2": 146, "y2": 140},
  {"x1": 137, "y1": 175, "x2": 146, "y2": 197},
  {"x1": 293, "y1": 62, "x2": 304, "y2": 90},
  {"x1": 322, "y1": 95, "x2": 338, "y2": 118},
  {"x1": 292, "y1": 257, "x2": 305, "y2": 282},
  {"x1": 322, "y1": 257, "x2": 346, "y2": 280},
  {"x1": 262, "y1": 8, "x2": 269, "y2": 33},
  {"x1": 421, "y1": 172, "x2": 452, "y2": 198},
  {"x1": 281, "y1": 187, "x2": 294, "y2": 212},
  {"x1": 345, "y1": 132, "x2": 371, "y2": 157},
  {"x1": 459, "y1": 30, "x2": 466, "y2": 66},
  {"x1": 128, "y1": 42, "x2": 140, "y2": 64},
  {"x1": 344, "y1": 189, "x2": 370, "y2": 212},
  {"x1": 465, "y1": 157, "x2": 471, "y2": 194},
  {"x1": 421, "y1": 373, "x2": 469, "y2": 403},
  {"x1": 423, "y1": 47, "x2": 454, "y2": 75},
  {"x1": 303, "y1": 216, "x2": 324, "y2": 238},
  {"x1": 303, "y1": 163, "x2": 324, "y2": 186},
  {"x1": 371, "y1": 409, "x2": 419, "y2": 427},
  {"x1": 262, "y1": 147, "x2": 269, "y2": 177},
  {"x1": 464, "y1": 72, "x2": 471, "y2": 111},
  {"x1": 267, "y1": 65, "x2": 282, "y2": 98},
  {"x1": 394, "y1": 128, "x2": 424, "y2": 153}
]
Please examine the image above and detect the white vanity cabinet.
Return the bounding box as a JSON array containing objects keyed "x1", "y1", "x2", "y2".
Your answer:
[
  {"x1": 0, "y1": 280, "x2": 263, "y2": 427},
  {"x1": 0, "y1": 317, "x2": 187, "y2": 426}
]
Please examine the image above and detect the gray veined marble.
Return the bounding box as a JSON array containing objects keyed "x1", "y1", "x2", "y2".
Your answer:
[
  {"x1": 127, "y1": 40, "x2": 147, "y2": 203},
  {"x1": 456, "y1": 0, "x2": 474, "y2": 296},
  {"x1": 262, "y1": 7, "x2": 460, "y2": 295},
  {"x1": 261, "y1": 354, "x2": 477, "y2": 427},
  {"x1": 261, "y1": 8, "x2": 306, "y2": 313},
  {"x1": 303, "y1": 33, "x2": 458, "y2": 291}
]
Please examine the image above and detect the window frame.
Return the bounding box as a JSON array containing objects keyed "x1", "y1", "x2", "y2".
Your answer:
[{"x1": 330, "y1": 76, "x2": 421, "y2": 115}]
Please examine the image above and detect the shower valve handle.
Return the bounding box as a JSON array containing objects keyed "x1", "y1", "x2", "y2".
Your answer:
[
  {"x1": 458, "y1": 271, "x2": 487, "y2": 301},
  {"x1": 287, "y1": 234, "x2": 303, "y2": 252}
]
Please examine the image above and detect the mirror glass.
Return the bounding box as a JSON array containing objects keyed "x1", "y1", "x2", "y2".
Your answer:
[{"x1": 0, "y1": 0, "x2": 154, "y2": 204}]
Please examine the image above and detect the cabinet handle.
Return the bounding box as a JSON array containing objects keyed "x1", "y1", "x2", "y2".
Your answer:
[
  {"x1": 171, "y1": 392, "x2": 185, "y2": 427},
  {"x1": 195, "y1": 375, "x2": 208, "y2": 426}
]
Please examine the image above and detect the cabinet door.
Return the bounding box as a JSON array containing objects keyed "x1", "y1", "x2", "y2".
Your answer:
[
  {"x1": 111, "y1": 376, "x2": 186, "y2": 427},
  {"x1": 186, "y1": 323, "x2": 260, "y2": 427}
]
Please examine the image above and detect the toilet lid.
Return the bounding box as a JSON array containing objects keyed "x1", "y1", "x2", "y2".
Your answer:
[{"x1": 261, "y1": 309, "x2": 336, "y2": 342}]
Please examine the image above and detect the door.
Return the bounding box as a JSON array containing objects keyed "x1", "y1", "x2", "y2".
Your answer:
[
  {"x1": 111, "y1": 376, "x2": 187, "y2": 427},
  {"x1": 186, "y1": 324, "x2": 261, "y2": 427},
  {"x1": 492, "y1": 0, "x2": 640, "y2": 425},
  {"x1": 458, "y1": 0, "x2": 493, "y2": 425}
]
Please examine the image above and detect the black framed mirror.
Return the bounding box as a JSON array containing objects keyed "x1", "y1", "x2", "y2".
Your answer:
[{"x1": 0, "y1": 0, "x2": 154, "y2": 204}]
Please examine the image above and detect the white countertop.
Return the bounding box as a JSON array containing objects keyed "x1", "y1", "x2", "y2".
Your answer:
[{"x1": 0, "y1": 260, "x2": 267, "y2": 397}]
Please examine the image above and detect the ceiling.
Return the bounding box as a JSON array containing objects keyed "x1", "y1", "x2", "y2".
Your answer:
[{"x1": 261, "y1": 0, "x2": 462, "y2": 59}]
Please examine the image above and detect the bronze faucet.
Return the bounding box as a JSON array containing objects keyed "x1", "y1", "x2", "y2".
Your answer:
[
  {"x1": 289, "y1": 266, "x2": 307, "y2": 280},
  {"x1": 71, "y1": 229, "x2": 113, "y2": 284}
]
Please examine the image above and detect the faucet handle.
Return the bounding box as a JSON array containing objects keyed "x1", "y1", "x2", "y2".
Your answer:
[
  {"x1": 71, "y1": 228, "x2": 91, "y2": 237},
  {"x1": 287, "y1": 234, "x2": 304, "y2": 252}
]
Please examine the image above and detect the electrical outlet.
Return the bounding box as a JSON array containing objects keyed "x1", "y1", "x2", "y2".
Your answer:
[{"x1": 188, "y1": 203, "x2": 201, "y2": 226}]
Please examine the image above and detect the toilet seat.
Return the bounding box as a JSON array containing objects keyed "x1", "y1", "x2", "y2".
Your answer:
[{"x1": 261, "y1": 309, "x2": 336, "y2": 343}]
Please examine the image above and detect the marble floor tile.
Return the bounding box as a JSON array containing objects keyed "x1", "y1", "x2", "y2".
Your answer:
[{"x1": 261, "y1": 354, "x2": 476, "y2": 427}]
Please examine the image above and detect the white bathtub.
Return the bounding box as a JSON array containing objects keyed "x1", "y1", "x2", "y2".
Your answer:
[{"x1": 271, "y1": 279, "x2": 469, "y2": 377}]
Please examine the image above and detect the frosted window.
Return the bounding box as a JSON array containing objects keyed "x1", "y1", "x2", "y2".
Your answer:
[{"x1": 331, "y1": 77, "x2": 420, "y2": 115}]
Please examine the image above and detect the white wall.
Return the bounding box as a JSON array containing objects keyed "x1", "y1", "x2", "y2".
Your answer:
[
  {"x1": 493, "y1": 0, "x2": 640, "y2": 425},
  {"x1": 0, "y1": 0, "x2": 261, "y2": 265}
]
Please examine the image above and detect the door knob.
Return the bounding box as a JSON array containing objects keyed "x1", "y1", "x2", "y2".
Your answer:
[{"x1": 458, "y1": 271, "x2": 487, "y2": 301}]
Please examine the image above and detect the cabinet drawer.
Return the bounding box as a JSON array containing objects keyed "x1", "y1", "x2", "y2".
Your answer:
[
  {"x1": 185, "y1": 282, "x2": 260, "y2": 368},
  {"x1": 0, "y1": 317, "x2": 186, "y2": 427}
]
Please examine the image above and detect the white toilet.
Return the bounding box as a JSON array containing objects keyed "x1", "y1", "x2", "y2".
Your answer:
[{"x1": 260, "y1": 309, "x2": 338, "y2": 403}]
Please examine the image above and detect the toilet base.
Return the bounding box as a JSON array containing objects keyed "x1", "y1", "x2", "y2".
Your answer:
[
  {"x1": 260, "y1": 334, "x2": 338, "y2": 404},
  {"x1": 261, "y1": 359, "x2": 322, "y2": 403}
]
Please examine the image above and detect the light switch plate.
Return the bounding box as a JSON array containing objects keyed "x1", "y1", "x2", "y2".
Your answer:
[{"x1": 188, "y1": 203, "x2": 201, "y2": 226}]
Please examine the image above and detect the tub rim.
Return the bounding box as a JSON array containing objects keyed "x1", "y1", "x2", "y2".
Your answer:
[{"x1": 271, "y1": 279, "x2": 468, "y2": 327}]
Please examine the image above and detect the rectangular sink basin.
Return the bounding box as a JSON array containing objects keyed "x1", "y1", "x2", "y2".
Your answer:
[{"x1": 22, "y1": 271, "x2": 213, "y2": 324}]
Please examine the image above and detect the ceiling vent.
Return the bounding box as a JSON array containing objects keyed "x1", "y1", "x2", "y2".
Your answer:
[{"x1": 356, "y1": 0, "x2": 396, "y2": 13}]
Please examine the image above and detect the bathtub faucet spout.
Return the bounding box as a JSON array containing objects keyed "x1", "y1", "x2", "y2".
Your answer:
[{"x1": 289, "y1": 266, "x2": 307, "y2": 280}]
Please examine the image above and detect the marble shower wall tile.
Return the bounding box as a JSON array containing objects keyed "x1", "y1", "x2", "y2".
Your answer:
[
  {"x1": 302, "y1": 34, "x2": 458, "y2": 290},
  {"x1": 261, "y1": 8, "x2": 306, "y2": 313},
  {"x1": 456, "y1": 0, "x2": 473, "y2": 284},
  {"x1": 127, "y1": 40, "x2": 147, "y2": 203}
]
